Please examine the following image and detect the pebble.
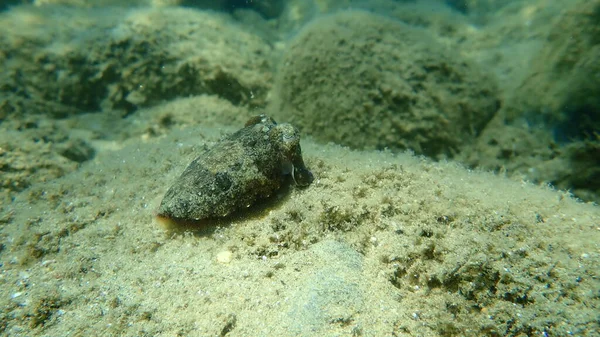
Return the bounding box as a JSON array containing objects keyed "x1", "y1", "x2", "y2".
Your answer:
[{"x1": 216, "y1": 250, "x2": 233, "y2": 264}]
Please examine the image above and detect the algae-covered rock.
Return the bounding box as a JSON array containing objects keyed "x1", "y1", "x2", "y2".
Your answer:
[
  {"x1": 0, "y1": 6, "x2": 273, "y2": 118},
  {"x1": 513, "y1": 0, "x2": 600, "y2": 141},
  {"x1": 272, "y1": 10, "x2": 500, "y2": 158},
  {"x1": 461, "y1": 0, "x2": 600, "y2": 202}
]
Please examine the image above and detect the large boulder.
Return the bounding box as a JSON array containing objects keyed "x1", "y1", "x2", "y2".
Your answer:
[
  {"x1": 0, "y1": 6, "x2": 273, "y2": 118},
  {"x1": 511, "y1": 0, "x2": 600, "y2": 142},
  {"x1": 271, "y1": 10, "x2": 500, "y2": 158},
  {"x1": 462, "y1": 0, "x2": 600, "y2": 202}
]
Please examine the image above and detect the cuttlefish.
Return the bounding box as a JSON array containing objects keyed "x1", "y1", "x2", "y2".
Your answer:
[{"x1": 157, "y1": 115, "x2": 313, "y2": 223}]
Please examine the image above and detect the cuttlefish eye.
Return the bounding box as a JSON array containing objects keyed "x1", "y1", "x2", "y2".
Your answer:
[
  {"x1": 283, "y1": 131, "x2": 297, "y2": 143},
  {"x1": 270, "y1": 124, "x2": 300, "y2": 155},
  {"x1": 278, "y1": 125, "x2": 299, "y2": 144}
]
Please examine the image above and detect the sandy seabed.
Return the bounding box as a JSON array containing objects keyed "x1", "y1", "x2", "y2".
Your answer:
[
  {"x1": 0, "y1": 115, "x2": 598, "y2": 336},
  {"x1": 0, "y1": 0, "x2": 599, "y2": 336}
]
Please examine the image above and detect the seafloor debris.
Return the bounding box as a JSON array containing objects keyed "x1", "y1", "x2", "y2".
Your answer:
[{"x1": 158, "y1": 115, "x2": 313, "y2": 222}]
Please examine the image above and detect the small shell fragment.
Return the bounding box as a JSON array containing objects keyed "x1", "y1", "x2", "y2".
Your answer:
[
  {"x1": 157, "y1": 115, "x2": 313, "y2": 222},
  {"x1": 216, "y1": 251, "x2": 233, "y2": 264}
]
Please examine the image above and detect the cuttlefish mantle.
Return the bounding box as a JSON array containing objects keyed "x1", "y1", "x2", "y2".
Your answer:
[{"x1": 157, "y1": 114, "x2": 313, "y2": 223}]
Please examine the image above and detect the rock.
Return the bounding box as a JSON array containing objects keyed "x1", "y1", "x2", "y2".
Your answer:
[
  {"x1": 511, "y1": 0, "x2": 600, "y2": 143},
  {"x1": 0, "y1": 6, "x2": 273, "y2": 118},
  {"x1": 272, "y1": 10, "x2": 500, "y2": 158}
]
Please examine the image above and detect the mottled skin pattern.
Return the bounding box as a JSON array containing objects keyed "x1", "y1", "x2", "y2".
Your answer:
[{"x1": 158, "y1": 115, "x2": 313, "y2": 222}]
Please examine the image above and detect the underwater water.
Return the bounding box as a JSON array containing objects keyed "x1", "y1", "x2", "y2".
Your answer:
[{"x1": 0, "y1": 0, "x2": 598, "y2": 336}]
